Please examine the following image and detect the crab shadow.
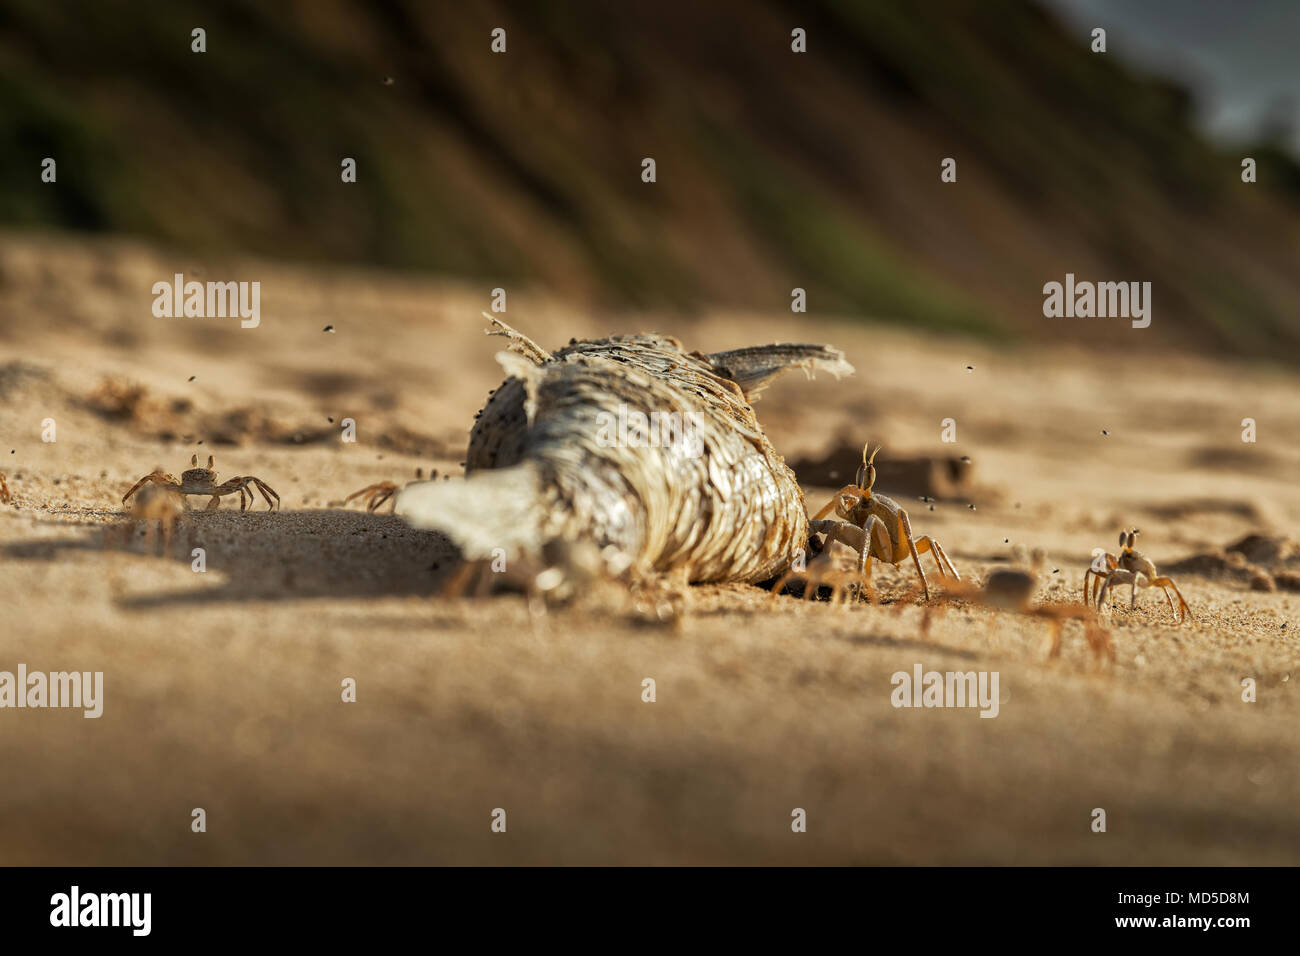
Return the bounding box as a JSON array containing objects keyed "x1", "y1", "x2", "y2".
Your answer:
[{"x1": 2, "y1": 508, "x2": 462, "y2": 607}]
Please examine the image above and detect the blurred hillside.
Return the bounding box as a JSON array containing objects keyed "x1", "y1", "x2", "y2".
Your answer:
[{"x1": 1, "y1": 0, "x2": 1299, "y2": 355}]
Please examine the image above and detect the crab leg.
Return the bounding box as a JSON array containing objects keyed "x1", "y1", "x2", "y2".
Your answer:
[
  {"x1": 810, "y1": 485, "x2": 862, "y2": 521},
  {"x1": 1149, "y1": 576, "x2": 1193, "y2": 623},
  {"x1": 346, "y1": 481, "x2": 398, "y2": 513},
  {"x1": 122, "y1": 471, "x2": 176, "y2": 504},
  {"x1": 897, "y1": 508, "x2": 931, "y2": 601},
  {"x1": 249, "y1": 477, "x2": 279, "y2": 510}
]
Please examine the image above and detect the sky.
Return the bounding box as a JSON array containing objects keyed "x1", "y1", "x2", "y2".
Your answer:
[{"x1": 1041, "y1": 0, "x2": 1300, "y2": 150}]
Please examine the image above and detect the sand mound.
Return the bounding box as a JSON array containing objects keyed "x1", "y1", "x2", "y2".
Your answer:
[
  {"x1": 790, "y1": 438, "x2": 992, "y2": 502},
  {"x1": 1167, "y1": 532, "x2": 1300, "y2": 592}
]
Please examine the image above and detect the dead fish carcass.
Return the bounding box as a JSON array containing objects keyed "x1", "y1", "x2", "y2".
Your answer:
[{"x1": 396, "y1": 317, "x2": 853, "y2": 587}]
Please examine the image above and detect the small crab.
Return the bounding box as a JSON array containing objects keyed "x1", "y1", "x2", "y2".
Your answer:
[
  {"x1": 806, "y1": 441, "x2": 960, "y2": 601},
  {"x1": 122, "y1": 455, "x2": 280, "y2": 512},
  {"x1": 1083, "y1": 543, "x2": 1119, "y2": 607},
  {"x1": 931, "y1": 546, "x2": 1114, "y2": 663},
  {"x1": 346, "y1": 469, "x2": 441, "y2": 514},
  {"x1": 1092, "y1": 529, "x2": 1192, "y2": 624},
  {"x1": 768, "y1": 545, "x2": 863, "y2": 607},
  {"x1": 345, "y1": 481, "x2": 399, "y2": 513},
  {"x1": 124, "y1": 482, "x2": 186, "y2": 554}
]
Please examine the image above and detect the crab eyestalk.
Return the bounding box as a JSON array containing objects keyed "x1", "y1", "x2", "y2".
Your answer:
[{"x1": 855, "y1": 441, "x2": 881, "y2": 493}]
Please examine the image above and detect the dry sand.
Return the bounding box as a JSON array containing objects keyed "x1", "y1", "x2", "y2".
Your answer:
[{"x1": 1, "y1": 232, "x2": 1298, "y2": 864}]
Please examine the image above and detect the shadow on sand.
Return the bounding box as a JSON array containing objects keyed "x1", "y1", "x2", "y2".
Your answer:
[{"x1": 2, "y1": 508, "x2": 462, "y2": 607}]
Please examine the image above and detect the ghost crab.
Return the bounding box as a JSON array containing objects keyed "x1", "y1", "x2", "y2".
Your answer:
[
  {"x1": 768, "y1": 545, "x2": 864, "y2": 607},
  {"x1": 930, "y1": 546, "x2": 1114, "y2": 663},
  {"x1": 122, "y1": 455, "x2": 280, "y2": 512},
  {"x1": 345, "y1": 481, "x2": 399, "y2": 513},
  {"x1": 1088, "y1": 529, "x2": 1192, "y2": 624},
  {"x1": 122, "y1": 482, "x2": 186, "y2": 554},
  {"x1": 806, "y1": 441, "x2": 961, "y2": 602}
]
